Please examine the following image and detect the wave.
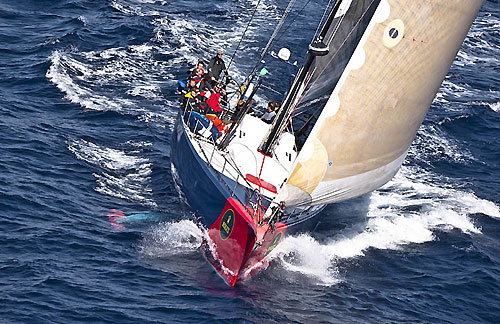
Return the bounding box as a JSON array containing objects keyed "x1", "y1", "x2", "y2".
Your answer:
[
  {"x1": 409, "y1": 123, "x2": 478, "y2": 165},
  {"x1": 46, "y1": 50, "x2": 134, "y2": 112},
  {"x1": 138, "y1": 219, "x2": 203, "y2": 258},
  {"x1": 269, "y1": 166, "x2": 500, "y2": 285},
  {"x1": 68, "y1": 138, "x2": 157, "y2": 207},
  {"x1": 109, "y1": 0, "x2": 162, "y2": 17}
]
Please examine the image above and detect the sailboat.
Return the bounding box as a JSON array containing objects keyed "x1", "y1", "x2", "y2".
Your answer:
[{"x1": 171, "y1": 0, "x2": 484, "y2": 286}]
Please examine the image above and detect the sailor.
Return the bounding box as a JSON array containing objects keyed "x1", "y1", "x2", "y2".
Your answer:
[
  {"x1": 190, "y1": 68, "x2": 204, "y2": 83},
  {"x1": 189, "y1": 60, "x2": 205, "y2": 77},
  {"x1": 201, "y1": 73, "x2": 214, "y2": 93},
  {"x1": 261, "y1": 102, "x2": 279, "y2": 124},
  {"x1": 180, "y1": 79, "x2": 198, "y2": 107},
  {"x1": 206, "y1": 82, "x2": 224, "y2": 115},
  {"x1": 184, "y1": 79, "x2": 197, "y2": 93},
  {"x1": 182, "y1": 87, "x2": 199, "y2": 110},
  {"x1": 188, "y1": 68, "x2": 209, "y2": 94},
  {"x1": 207, "y1": 49, "x2": 228, "y2": 83},
  {"x1": 186, "y1": 87, "x2": 212, "y2": 114}
]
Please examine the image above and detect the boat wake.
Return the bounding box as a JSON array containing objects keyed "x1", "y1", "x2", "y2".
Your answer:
[
  {"x1": 138, "y1": 219, "x2": 203, "y2": 258},
  {"x1": 135, "y1": 161, "x2": 500, "y2": 286},
  {"x1": 269, "y1": 166, "x2": 500, "y2": 286}
]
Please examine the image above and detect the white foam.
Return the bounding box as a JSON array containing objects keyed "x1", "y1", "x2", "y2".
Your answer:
[
  {"x1": 127, "y1": 85, "x2": 161, "y2": 99},
  {"x1": 46, "y1": 50, "x2": 131, "y2": 111},
  {"x1": 410, "y1": 124, "x2": 478, "y2": 165},
  {"x1": 269, "y1": 165, "x2": 499, "y2": 285},
  {"x1": 138, "y1": 111, "x2": 176, "y2": 131},
  {"x1": 138, "y1": 220, "x2": 203, "y2": 258},
  {"x1": 110, "y1": 0, "x2": 146, "y2": 16},
  {"x1": 110, "y1": 0, "x2": 164, "y2": 16},
  {"x1": 68, "y1": 139, "x2": 156, "y2": 206},
  {"x1": 77, "y1": 15, "x2": 87, "y2": 26},
  {"x1": 68, "y1": 139, "x2": 149, "y2": 171}
]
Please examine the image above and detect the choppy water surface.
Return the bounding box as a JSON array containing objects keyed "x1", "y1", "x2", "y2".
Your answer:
[{"x1": 1, "y1": 1, "x2": 499, "y2": 323}]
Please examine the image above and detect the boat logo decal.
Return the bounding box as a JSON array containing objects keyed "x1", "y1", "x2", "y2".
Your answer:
[
  {"x1": 389, "y1": 27, "x2": 398, "y2": 39},
  {"x1": 265, "y1": 232, "x2": 282, "y2": 256},
  {"x1": 383, "y1": 19, "x2": 404, "y2": 48},
  {"x1": 220, "y1": 209, "x2": 234, "y2": 240}
]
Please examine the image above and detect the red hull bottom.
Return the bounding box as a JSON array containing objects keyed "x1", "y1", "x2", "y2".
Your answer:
[{"x1": 203, "y1": 197, "x2": 287, "y2": 286}]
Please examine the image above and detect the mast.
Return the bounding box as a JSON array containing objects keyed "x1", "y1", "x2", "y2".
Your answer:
[{"x1": 258, "y1": 0, "x2": 343, "y2": 157}]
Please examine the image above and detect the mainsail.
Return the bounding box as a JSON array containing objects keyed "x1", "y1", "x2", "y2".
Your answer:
[{"x1": 275, "y1": 0, "x2": 484, "y2": 207}]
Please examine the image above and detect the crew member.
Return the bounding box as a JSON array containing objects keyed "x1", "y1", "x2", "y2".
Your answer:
[
  {"x1": 207, "y1": 49, "x2": 228, "y2": 83},
  {"x1": 261, "y1": 102, "x2": 279, "y2": 124},
  {"x1": 189, "y1": 60, "x2": 205, "y2": 77}
]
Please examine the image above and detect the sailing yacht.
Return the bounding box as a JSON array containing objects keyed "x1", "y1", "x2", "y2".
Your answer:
[{"x1": 171, "y1": 0, "x2": 484, "y2": 286}]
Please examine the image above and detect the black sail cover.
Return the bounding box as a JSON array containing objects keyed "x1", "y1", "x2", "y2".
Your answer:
[{"x1": 294, "y1": 0, "x2": 381, "y2": 118}]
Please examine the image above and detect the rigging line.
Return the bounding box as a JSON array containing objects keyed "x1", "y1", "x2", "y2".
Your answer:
[
  {"x1": 227, "y1": 0, "x2": 263, "y2": 71},
  {"x1": 272, "y1": 0, "x2": 313, "y2": 46},
  {"x1": 260, "y1": 0, "x2": 298, "y2": 58},
  {"x1": 313, "y1": 0, "x2": 337, "y2": 40},
  {"x1": 293, "y1": 187, "x2": 346, "y2": 207},
  {"x1": 327, "y1": 0, "x2": 348, "y2": 45},
  {"x1": 260, "y1": 83, "x2": 283, "y2": 95},
  {"x1": 246, "y1": 0, "x2": 298, "y2": 81},
  {"x1": 289, "y1": 0, "x2": 378, "y2": 121}
]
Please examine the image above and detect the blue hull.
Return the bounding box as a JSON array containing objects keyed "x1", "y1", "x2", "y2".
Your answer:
[
  {"x1": 171, "y1": 114, "x2": 230, "y2": 227},
  {"x1": 171, "y1": 112, "x2": 326, "y2": 231}
]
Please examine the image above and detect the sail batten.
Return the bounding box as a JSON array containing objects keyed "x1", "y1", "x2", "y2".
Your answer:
[{"x1": 278, "y1": 0, "x2": 484, "y2": 207}]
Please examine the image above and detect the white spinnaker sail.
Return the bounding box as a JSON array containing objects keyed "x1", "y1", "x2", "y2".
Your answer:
[{"x1": 278, "y1": 0, "x2": 484, "y2": 207}]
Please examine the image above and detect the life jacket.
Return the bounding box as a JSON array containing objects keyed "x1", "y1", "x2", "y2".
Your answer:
[
  {"x1": 191, "y1": 75, "x2": 204, "y2": 83},
  {"x1": 206, "y1": 92, "x2": 222, "y2": 112},
  {"x1": 189, "y1": 67, "x2": 205, "y2": 75},
  {"x1": 205, "y1": 114, "x2": 228, "y2": 133}
]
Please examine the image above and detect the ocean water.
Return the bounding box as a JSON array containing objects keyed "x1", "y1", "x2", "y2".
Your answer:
[{"x1": 1, "y1": 0, "x2": 499, "y2": 323}]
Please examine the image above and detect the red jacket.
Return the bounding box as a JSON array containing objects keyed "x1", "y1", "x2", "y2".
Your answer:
[{"x1": 206, "y1": 92, "x2": 222, "y2": 112}]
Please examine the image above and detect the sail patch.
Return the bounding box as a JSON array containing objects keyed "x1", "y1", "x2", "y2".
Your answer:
[
  {"x1": 289, "y1": 137, "x2": 328, "y2": 195},
  {"x1": 373, "y1": 0, "x2": 390, "y2": 23},
  {"x1": 320, "y1": 94, "x2": 340, "y2": 119},
  {"x1": 383, "y1": 19, "x2": 404, "y2": 48}
]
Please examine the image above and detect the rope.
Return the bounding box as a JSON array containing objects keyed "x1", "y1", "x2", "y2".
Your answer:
[
  {"x1": 271, "y1": 0, "x2": 313, "y2": 49},
  {"x1": 313, "y1": 0, "x2": 336, "y2": 40},
  {"x1": 227, "y1": 0, "x2": 263, "y2": 71},
  {"x1": 244, "y1": 0, "x2": 299, "y2": 84}
]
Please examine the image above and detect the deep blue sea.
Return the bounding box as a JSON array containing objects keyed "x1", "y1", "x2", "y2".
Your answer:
[{"x1": 1, "y1": 0, "x2": 499, "y2": 323}]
